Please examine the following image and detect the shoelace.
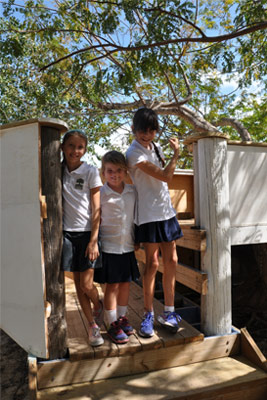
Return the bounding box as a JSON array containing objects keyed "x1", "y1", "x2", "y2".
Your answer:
[
  {"x1": 92, "y1": 326, "x2": 100, "y2": 337},
  {"x1": 166, "y1": 312, "x2": 182, "y2": 322},
  {"x1": 111, "y1": 321, "x2": 123, "y2": 333},
  {"x1": 142, "y1": 313, "x2": 153, "y2": 326},
  {"x1": 119, "y1": 316, "x2": 129, "y2": 325}
]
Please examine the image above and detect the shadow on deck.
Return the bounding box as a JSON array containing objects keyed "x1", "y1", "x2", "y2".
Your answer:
[{"x1": 64, "y1": 273, "x2": 204, "y2": 362}]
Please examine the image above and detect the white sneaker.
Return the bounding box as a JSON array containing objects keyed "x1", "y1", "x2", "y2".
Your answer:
[
  {"x1": 93, "y1": 299, "x2": 104, "y2": 326},
  {"x1": 88, "y1": 324, "x2": 104, "y2": 347}
]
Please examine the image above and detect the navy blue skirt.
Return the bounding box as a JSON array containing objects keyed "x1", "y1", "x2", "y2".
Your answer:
[
  {"x1": 94, "y1": 252, "x2": 140, "y2": 284},
  {"x1": 135, "y1": 216, "x2": 183, "y2": 243},
  {"x1": 61, "y1": 231, "x2": 102, "y2": 272}
]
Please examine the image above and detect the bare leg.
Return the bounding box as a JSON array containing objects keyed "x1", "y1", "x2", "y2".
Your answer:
[
  {"x1": 160, "y1": 241, "x2": 177, "y2": 307},
  {"x1": 73, "y1": 269, "x2": 101, "y2": 324},
  {"x1": 104, "y1": 283, "x2": 119, "y2": 310},
  {"x1": 143, "y1": 243, "x2": 160, "y2": 312},
  {"x1": 117, "y1": 282, "x2": 130, "y2": 306}
]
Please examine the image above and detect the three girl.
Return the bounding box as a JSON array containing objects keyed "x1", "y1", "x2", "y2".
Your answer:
[
  {"x1": 61, "y1": 129, "x2": 104, "y2": 347},
  {"x1": 126, "y1": 108, "x2": 183, "y2": 337},
  {"x1": 95, "y1": 151, "x2": 140, "y2": 344},
  {"x1": 61, "y1": 106, "x2": 181, "y2": 346}
]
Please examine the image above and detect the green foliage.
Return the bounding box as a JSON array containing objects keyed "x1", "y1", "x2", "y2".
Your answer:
[{"x1": 1, "y1": 0, "x2": 266, "y2": 154}]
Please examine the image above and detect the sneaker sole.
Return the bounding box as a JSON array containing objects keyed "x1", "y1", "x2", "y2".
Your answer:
[
  {"x1": 107, "y1": 333, "x2": 129, "y2": 344},
  {"x1": 89, "y1": 338, "x2": 104, "y2": 347},
  {"x1": 138, "y1": 329, "x2": 154, "y2": 338},
  {"x1": 122, "y1": 329, "x2": 134, "y2": 336},
  {"x1": 158, "y1": 320, "x2": 178, "y2": 334}
]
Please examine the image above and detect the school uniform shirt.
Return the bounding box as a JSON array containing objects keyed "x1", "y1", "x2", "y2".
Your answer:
[
  {"x1": 100, "y1": 183, "x2": 136, "y2": 254},
  {"x1": 126, "y1": 139, "x2": 176, "y2": 225},
  {"x1": 62, "y1": 162, "x2": 102, "y2": 231}
]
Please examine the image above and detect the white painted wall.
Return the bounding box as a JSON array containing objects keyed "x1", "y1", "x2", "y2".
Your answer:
[
  {"x1": 0, "y1": 122, "x2": 47, "y2": 357},
  {"x1": 228, "y1": 144, "x2": 267, "y2": 245}
]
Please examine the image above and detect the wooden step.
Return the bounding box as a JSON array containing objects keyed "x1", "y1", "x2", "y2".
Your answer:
[
  {"x1": 36, "y1": 355, "x2": 267, "y2": 399},
  {"x1": 32, "y1": 275, "x2": 241, "y2": 391},
  {"x1": 178, "y1": 219, "x2": 207, "y2": 251},
  {"x1": 135, "y1": 248, "x2": 208, "y2": 294}
]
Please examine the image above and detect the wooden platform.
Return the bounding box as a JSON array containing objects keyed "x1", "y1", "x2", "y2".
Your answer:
[
  {"x1": 35, "y1": 355, "x2": 267, "y2": 399},
  {"x1": 33, "y1": 275, "x2": 242, "y2": 391},
  {"x1": 29, "y1": 275, "x2": 267, "y2": 399},
  {"x1": 64, "y1": 273, "x2": 204, "y2": 362}
]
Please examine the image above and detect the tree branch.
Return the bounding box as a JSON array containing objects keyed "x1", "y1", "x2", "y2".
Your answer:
[
  {"x1": 39, "y1": 21, "x2": 267, "y2": 71},
  {"x1": 214, "y1": 117, "x2": 252, "y2": 141}
]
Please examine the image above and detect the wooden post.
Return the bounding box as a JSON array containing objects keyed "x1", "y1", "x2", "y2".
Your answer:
[
  {"x1": 197, "y1": 137, "x2": 232, "y2": 336},
  {"x1": 41, "y1": 126, "x2": 68, "y2": 359},
  {"x1": 193, "y1": 142, "x2": 200, "y2": 228}
]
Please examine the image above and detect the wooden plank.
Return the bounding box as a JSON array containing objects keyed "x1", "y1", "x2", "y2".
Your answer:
[
  {"x1": 28, "y1": 356, "x2": 38, "y2": 400},
  {"x1": 65, "y1": 275, "x2": 143, "y2": 360},
  {"x1": 65, "y1": 282, "x2": 95, "y2": 361},
  {"x1": 65, "y1": 275, "x2": 119, "y2": 360},
  {"x1": 241, "y1": 327, "x2": 267, "y2": 372},
  {"x1": 36, "y1": 356, "x2": 267, "y2": 400},
  {"x1": 128, "y1": 283, "x2": 165, "y2": 351},
  {"x1": 130, "y1": 282, "x2": 203, "y2": 346},
  {"x1": 36, "y1": 333, "x2": 240, "y2": 388},
  {"x1": 135, "y1": 248, "x2": 208, "y2": 294},
  {"x1": 176, "y1": 229, "x2": 206, "y2": 251}
]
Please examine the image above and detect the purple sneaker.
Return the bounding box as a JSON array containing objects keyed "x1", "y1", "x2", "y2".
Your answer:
[
  {"x1": 157, "y1": 311, "x2": 181, "y2": 333},
  {"x1": 107, "y1": 321, "x2": 129, "y2": 344}
]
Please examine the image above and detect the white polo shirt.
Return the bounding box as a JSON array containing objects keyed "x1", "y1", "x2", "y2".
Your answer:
[
  {"x1": 126, "y1": 139, "x2": 176, "y2": 225},
  {"x1": 62, "y1": 162, "x2": 102, "y2": 231},
  {"x1": 100, "y1": 183, "x2": 136, "y2": 254}
]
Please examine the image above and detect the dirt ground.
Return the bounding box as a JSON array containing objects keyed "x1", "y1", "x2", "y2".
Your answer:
[{"x1": 0, "y1": 329, "x2": 30, "y2": 400}]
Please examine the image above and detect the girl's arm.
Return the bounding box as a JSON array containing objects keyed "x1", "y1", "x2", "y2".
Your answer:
[
  {"x1": 85, "y1": 186, "x2": 101, "y2": 261},
  {"x1": 136, "y1": 138, "x2": 180, "y2": 183}
]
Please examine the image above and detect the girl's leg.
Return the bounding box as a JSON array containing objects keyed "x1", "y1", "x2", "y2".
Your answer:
[
  {"x1": 74, "y1": 271, "x2": 104, "y2": 346},
  {"x1": 104, "y1": 283, "x2": 119, "y2": 311},
  {"x1": 117, "y1": 282, "x2": 134, "y2": 335},
  {"x1": 160, "y1": 240, "x2": 177, "y2": 307},
  {"x1": 73, "y1": 271, "x2": 94, "y2": 324},
  {"x1": 117, "y1": 282, "x2": 130, "y2": 311},
  {"x1": 104, "y1": 283, "x2": 129, "y2": 343},
  {"x1": 74, "y1": 269, "x2": 101, "y2": 324},
  {"x1": 143, "y1": 243, "x2": 160, "y2": 312}
]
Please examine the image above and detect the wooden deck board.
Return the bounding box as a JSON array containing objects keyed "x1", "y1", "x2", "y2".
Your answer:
[
  {"x1": 36, "y1": 355, "x2": 267, "y2": 399},
  {"x1": 64, "y1": 273, "x2": 204, "y2": 362}
]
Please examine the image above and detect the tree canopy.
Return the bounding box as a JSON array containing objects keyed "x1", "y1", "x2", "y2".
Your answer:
[{"x1": 1, "y1": 0, "x2": 266, "y2": 165}]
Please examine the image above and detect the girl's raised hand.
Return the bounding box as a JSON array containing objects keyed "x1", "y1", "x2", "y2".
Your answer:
[{"x1": 169, "y1": 137, "x2": 180, "y2": 152}]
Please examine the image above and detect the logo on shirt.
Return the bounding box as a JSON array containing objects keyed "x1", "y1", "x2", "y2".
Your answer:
[{"x1": 75, "y1": 178, "x2": 84, "y2": 190}]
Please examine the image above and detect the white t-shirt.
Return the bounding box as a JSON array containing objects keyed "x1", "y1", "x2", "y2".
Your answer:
[
  {"x1": 100, "y1": 183, "x2": 136, "y2": 254},
  {"x1": 62, "y1": 162, "x2": 102, "y2": 231},
  {"x1": 126, "y1": 139, "x2": 176, "y2": 225}
]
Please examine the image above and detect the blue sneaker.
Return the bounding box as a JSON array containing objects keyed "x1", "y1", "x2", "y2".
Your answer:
[
  {"x1": 107, "y1": 321, "x2": 129, "y2": 344},
  {"x1": 139, "y1": 312, "x2": 154, "y2": 337},
  {"x1": 157, "y1": 312, "x2": 181, "y2": 333}
]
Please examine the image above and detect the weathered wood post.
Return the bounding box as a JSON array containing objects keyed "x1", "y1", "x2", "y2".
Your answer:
[
  {"x1": 41, "y1": 125, "x2": 68, "y2": 359},
  {"x1": 193, "y1": 135, "x2": 232, "y2": 336}
]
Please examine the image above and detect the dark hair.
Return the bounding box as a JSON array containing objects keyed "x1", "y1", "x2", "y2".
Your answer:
[
  {"x1": 62, "y1": 129, "x2": 88, "y2": 147},
  {"x1": 132, "y1": 108, "x2": 159, "y2": 133},
  {"x1": 133, "y1": 108, "x2": 165, "y2": 167},
  {"x1": 101, "y1": 150, "x2": 127, "y2": 176},
  {"x1": 61, "y1": 129, "x2": 88, "y2": 178}
]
